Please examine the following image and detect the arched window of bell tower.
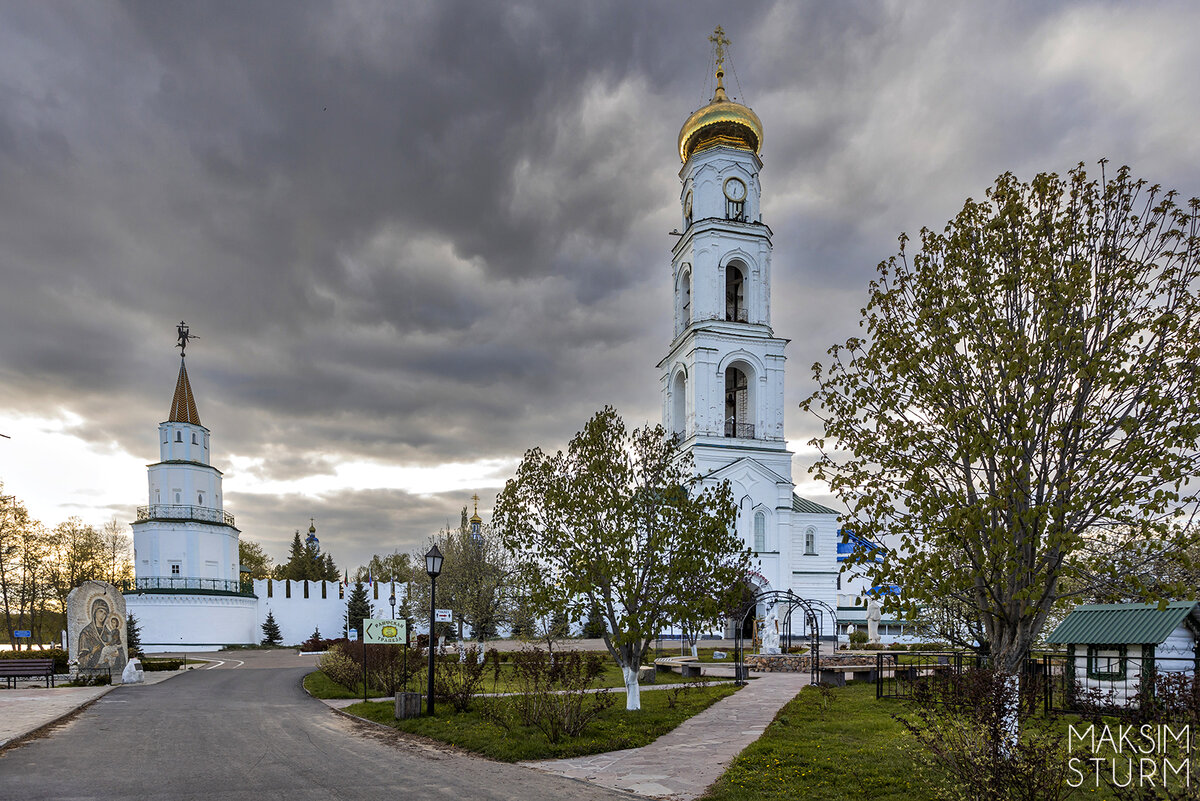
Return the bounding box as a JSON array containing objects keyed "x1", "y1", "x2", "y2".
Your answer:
[
  {"x1": 671, "y1": 370, "x2": 687, "y2": 437},
  {"x1": 725, "y1": 264, "x2": 746, "y2": 322},
  {"x1": 724, "y1": 363, "x2": 755, "y2": 439},
  {"x1": 680, "y1": 270, "x2": 691, "y2": 331}
]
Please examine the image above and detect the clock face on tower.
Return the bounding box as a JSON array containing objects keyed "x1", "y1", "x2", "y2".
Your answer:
[{"x1": 723, "y1": 177, "x2": 747, "y2": 202}]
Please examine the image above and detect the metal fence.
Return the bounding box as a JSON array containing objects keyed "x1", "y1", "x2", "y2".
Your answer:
[
  {"x1": 136, "y1": 504, "x2": 235, "y2": 527},
  {"x1": 877, "y1": 650, "x2": 1198, "y2": 718},
  {"x1": 121, "y1": 576, "x2": 254, "y2": 596}
]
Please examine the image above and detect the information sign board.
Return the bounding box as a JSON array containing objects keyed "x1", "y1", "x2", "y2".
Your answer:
[
  {"x1": 349, "y1": 628, "x2": 358, "y2": 642},
  {"x1": 363, "y1": 618, "x2": 407, "y2": 644},
  {"x1": 435, "y1": 609, "x2": 453, "y2": 623},
  {"x1": 14, "y1": 630, "x2": 31, "y2": 638}
]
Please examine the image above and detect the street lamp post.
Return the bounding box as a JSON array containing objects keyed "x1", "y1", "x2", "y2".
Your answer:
[
  {"x1": 389, "y1": 589, "x2": 397, "y2": 694},
  {"x1": 424, "y1": 544, "x2": 443, "y2": 716}
]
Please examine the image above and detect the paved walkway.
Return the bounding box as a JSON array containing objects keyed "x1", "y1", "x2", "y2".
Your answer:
[
  {"x1": 0, "y1": 671, "x2": 184, "y2": 749},
  {"x1": 522, "y1": 671, "x2": 809, "y2": 800}
]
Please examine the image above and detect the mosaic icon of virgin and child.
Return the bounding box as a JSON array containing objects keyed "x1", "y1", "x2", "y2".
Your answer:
[{"x1": 78, "y1": 597, "x2": 126, "y2": 672}]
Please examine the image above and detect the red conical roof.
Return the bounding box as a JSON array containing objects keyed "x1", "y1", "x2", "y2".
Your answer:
[{"x1": 167, "y1": 360, "x2": 202, "y2": 425}]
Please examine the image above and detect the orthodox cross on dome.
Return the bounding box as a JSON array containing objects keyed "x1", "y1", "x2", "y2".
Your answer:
[
  {"x1": 471, "y1": 494, "x2": 481, "y2": 515},
  {"x1": 708, "y1": 26, "x2": 731, "y2": 99},
  {"x1": 176, "y1": 321, "x2": 197, "y2": 357},
  {"x1": 709, "y1": 26, "x2": 730, "y2": 71}
]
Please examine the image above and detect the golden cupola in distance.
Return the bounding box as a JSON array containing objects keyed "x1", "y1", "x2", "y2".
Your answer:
[{"x1": 677, "y1": 27, "x2": 763, "y2": 163}]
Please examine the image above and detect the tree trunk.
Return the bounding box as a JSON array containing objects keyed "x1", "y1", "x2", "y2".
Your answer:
[{"x1": 622, "y1": 665, "x2": 641, "y2": 711}]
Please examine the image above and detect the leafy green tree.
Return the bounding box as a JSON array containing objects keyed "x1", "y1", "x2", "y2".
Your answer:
[
  {"x1": 803, "y1": 163, "x2": 1200, "y2": 682},
  {"x1": 322, "y1": 552, "x2": 339, "y2": 582},
  {"x1": 260, "y1": 610, "x2": 282, "y2": 646},
  {"x1": 345, "y1": 581, "x2": 371, "y2": 639},
  {"x1": 495, "y1": 407, "x2": 749, "y2": 710},
  {"x1": 238, "y1": 539, "x2": 273, "y2": 580}
]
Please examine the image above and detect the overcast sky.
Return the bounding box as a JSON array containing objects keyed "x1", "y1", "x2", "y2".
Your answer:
[{"x1": 2, "y1": 1, "x2": 1198, "y2": 572}]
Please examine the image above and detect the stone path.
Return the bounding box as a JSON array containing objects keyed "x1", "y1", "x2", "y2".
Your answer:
[{"x1": 523, "y1": 671, "x2": 808, "y2": 800}]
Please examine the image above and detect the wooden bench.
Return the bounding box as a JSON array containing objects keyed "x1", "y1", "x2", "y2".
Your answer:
[
  {"x1": 818, "y1": 664, "x2": 878, "y2": 686},
  {"x1": 0, "y1": 658, "x2": 56, "y2": 688},
  {"x1": 654, "y1": 656, "x2": 704, "y2": 678}
]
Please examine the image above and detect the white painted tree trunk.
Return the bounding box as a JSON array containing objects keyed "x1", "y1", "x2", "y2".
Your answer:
[
  {"x1": 1000, "y1": 673, "x2": 1020, "y2": 757},
  {"x1": 477, "y1": 642, "x2": 485, "y2": 664},
  {"x1": 690, "y1": 641, "x2": 698, "y2": 659},
  {"x1": 622, "y1": 665, "x2": 641, "y2": 711}
]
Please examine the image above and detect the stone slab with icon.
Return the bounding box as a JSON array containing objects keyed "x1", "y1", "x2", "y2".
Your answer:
[{"x1": 67, "y1": 580, "x2": 128, "y2": 679}]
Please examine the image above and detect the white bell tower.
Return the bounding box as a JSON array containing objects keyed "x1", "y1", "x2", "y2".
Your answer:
[{"x1": 659, "y1": 30, "x2": 838, "y2": 610}]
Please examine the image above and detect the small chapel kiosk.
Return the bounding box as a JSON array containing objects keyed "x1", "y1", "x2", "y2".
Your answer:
[
  {"x1": 124, "y1": 323, "x2": 258, "y2": 651},
  {"x1": 1046, "y1": 600, "x2": 1199, "y2": 708},
  {"x1": 660, "y1": 29, "x2": 840, "y2": 638}
]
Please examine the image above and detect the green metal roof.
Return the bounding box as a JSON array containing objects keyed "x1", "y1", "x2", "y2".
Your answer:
[
  {"x1": 1045, "y1": 601, "x2": 1200, "y2": 645},
  {"x1": 792, "y1": 494, "x2": 840, "y2": 516}
]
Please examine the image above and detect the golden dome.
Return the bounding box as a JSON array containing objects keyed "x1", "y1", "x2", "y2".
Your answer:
[{"x1": 677, "y1": 71, "x2": 763, "y2": 163}]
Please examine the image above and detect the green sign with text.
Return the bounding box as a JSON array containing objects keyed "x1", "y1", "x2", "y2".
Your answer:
[{"x1": 363, "y1": 618, "x2": 407, "y2": 644}]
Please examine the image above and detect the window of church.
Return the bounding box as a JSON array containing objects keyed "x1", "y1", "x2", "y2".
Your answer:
[
  {"x1": 175, "y1": 492, "x2": 181, "y2": 503},
  {"x1": 725, "y1": 265, "x2": 746, "y2": 322},
  {"x1": 753, "y1": 512, "x2": 765, "y2": 552},
  {"x1": 671, "y1": 371, "x2": 687, "y2": 437},
  {"x1": 192, "y1": 432, "x2": 198, "y2": 444},
  {"x1": 805, "y1": 528, "x2": 816, "y2": 555},
  {"x1": 724, "y1": 365, "x2": 753, "y2": 438},
  {"x1": 681, "y1": 272, "x2": 691, "y2": 326},
  {"x1": 198, "y1": 493, "x2": 203, "y2": 505},
  {"x1": 170, "y1": 563, "x2": 180, "y2": 575},
  {"x1": 175, "y1": 431, "x2": 182, "y2": 442}
]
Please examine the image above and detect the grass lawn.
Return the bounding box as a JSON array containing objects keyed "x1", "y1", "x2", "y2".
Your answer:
[
  {"x1": 701, "y1": 682, "x2": 925, "y2": 801},
  {"x1": 304, "y1": 656, "x2": 699, "y2": 699},
  {"x1": 341, "y1": 682, "x2": 739, "y2": 762},
  {"x1": 700, "y1": 682, "x2": 1161, "y2": 800}
]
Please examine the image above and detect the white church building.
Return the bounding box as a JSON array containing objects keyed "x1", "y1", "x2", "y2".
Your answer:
[{"x1": 660, "y1": 36, "x2": 841, "y2": 639}]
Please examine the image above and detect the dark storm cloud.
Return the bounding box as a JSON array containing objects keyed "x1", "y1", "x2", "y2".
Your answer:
[{"x1": 2, "y1": 1, "x2": 1199, "y2": 570}]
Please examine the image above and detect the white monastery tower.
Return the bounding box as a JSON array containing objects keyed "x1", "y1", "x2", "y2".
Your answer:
[
  {"x1": 126, "y1": 323, "x2": 257, "y2": 650},
  {"x1": 659, "y1": 30, "x2": 839, "y2": 625}
]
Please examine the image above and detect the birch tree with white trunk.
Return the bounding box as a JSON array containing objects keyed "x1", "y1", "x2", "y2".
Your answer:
[
  {"x1": 804, "y1": 163, "x2": 1200, "y2": 748},
  {"x1": 494, "y1": 407, "x2": 748, "y2": 711}
]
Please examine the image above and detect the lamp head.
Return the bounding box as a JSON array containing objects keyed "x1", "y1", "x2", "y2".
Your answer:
[{"x1": 424, "y1": 544, "x2": 443, "y2": 578}]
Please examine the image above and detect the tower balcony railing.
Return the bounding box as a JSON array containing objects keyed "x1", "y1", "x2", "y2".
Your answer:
[
  {"x1": 136, "y1": 504, "x2": 235, "y2": 527},
  {"x1": 120, "y1": 576, "x2": 255, "y2": 597},
  {"x1": 724, "y1": 421, "x2": 756, "y2": 439}
]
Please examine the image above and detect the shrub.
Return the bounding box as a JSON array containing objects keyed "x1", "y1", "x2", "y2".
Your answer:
[
  {"x1": 318, "y1": 645, "x2": 361, "y2": 692},
  {"x1": 141, "y1": 658, "x2": 183, "y2": 672},
  {"x1": 849, "y1": 629, "x2": 869, "y2": 646},
  {"x1": 0, "y1": 647, "x2": 69, "y2": 673},
  {"x1": 897, "y1": 668, "x2": 1074, "y2": 801},
  {"x1": 434, "y1": 646, "x2": 487, "y2": 712},
  {"x1": 480, "y1": 646, "x2": 614, "y2": 743}
]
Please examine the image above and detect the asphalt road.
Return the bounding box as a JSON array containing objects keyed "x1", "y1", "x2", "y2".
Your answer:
[{"x1": 0, "y1": 650, "x2": 634, "y2": 801}]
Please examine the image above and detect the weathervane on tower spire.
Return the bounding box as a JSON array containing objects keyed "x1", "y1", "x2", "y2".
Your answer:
[{"x1": 176, "y1": 321, "x2": 197, "y2": 357}]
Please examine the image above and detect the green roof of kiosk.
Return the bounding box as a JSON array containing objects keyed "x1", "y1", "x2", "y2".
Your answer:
[{"x1": 1046, "y1": 601, "x2": 1200, "y2": 645}]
